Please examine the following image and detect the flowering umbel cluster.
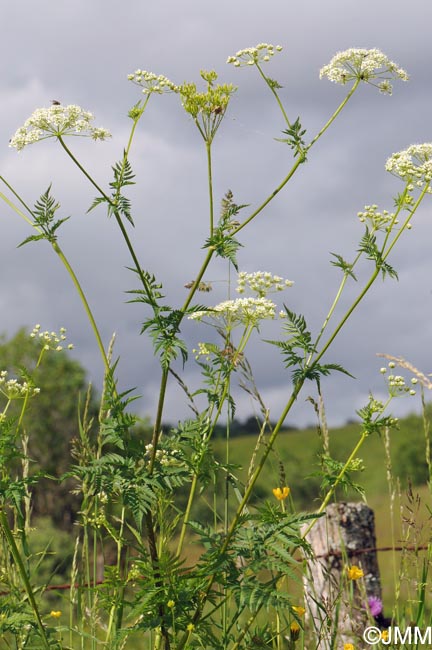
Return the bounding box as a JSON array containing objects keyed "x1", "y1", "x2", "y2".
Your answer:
[
  {"x1": 385, "y1": 144, "x2": 432, "y2": 191},
  {"x1": 380, "y1": 362, "x2": 417, "y2": 397},
  {"x1": 236, "y1": 271, "x2": 294, "y2": 296},
  {"x1": 127, "y1": 70, "x2": 178, "y2": 94},
  {"x1": 189, "y1": 272, "x2": 294, "y2": 328},
  {"x1": 178, "y1": 70, "x2": 236, "y2": 142},
  {"x1": 9, "y1": 105, "x2": 111, "y2": 151},
  {"x1": 0, "y1": 371, "x2": 40, "y2": 400},
  {"x1": 319, "y1": 48, "x2": 409, "y2": 94},
  {"x1": 30, "y1": 324, "x2": 74, "y2": 352},
  {"x1": 357, "y1": 204, "x2": 396, "y2": 231},
  {"x1": 226, "y1": 43, "x2": 283, "y2": 67}
]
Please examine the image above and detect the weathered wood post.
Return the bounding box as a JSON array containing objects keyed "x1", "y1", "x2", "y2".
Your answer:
[{"x1": 302, "y1": 502, "x2": 382, "y2": 648}]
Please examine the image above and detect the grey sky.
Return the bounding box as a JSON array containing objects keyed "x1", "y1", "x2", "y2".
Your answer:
[{"x1": 1, "y1": 1, "x2": 431, "y2": 427}]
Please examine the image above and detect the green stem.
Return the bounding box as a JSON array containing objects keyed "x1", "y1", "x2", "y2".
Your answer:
[
  {"x1": 0, "y1": 178, "x2": 110, "y2": 373},
  {"x1": 52, "y1": 242, "x2": 110, "y2": 372},
  {"x1": 313, "y1": 183, "x2": 429, "y2": 369},
  {"x1": 231, "y1": 156, "x2": 304, "y2": 236},
  {"x1": 307, "y1": 78, "x2": 361, "y2": 150},
  {"x1": 231, "y1": 79, "x2": 361, "y2": 238},
  {"x1": 256, "y1": 63, "x2": 291, "y2": 128},
  {"x1": 206, "y1": 141, "x2": 214, "y2": 235},
  {"x1": 301, "y1": 430, "x2": 369, "y2": 540},
  {"x1": 176, "y1": 380, "x2": 305, "y2": 650},
  {"x1": 0, "y1": 510, "x2": 51, "y2": 650},
  {"x1": 57, "y1": 136, "x2": 111, "y2": 202},
  {"x1": 176, "y1": 323, "x2": 253, "y2": 557}
]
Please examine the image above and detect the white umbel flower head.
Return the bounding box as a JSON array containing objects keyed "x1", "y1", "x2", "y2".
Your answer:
[
  {"x1": 227, "y1": 43, "x2": 283, "y2": 67},
  {"x1": 236, "y1": 271, "x2": 294, "y2": 296},
  {"x1": 385, "y1": 144, "x2": 432, "y2": 190},
  {"x1": 189, "y1": 297, "x2": 277, "y2": 327},
  {"x1": 127, "y1": 70, "x2": 178, "y2": 94},
  {"x1": 9, "y1": 104, "x2": 111, "y2": 151},
  {"x1": 319, "y1": 48, "x2": 408, "y2": 94}
]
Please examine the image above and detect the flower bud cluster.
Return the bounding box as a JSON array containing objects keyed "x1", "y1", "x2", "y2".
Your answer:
[
  {"x1": 144, "y1": 443, "x2": 182, "y2": 468},
  {"x1": 385, "y1": 144, "x2": 432, "y2": 191},
  {"x1": 380, "y1": 363, "x2": 417, "y2": 396},
  {"x1": 236, "y1": 271, "x2": 294, "y2": 297},
  {"x1": 192, "y1": 342, "x2": 211, "y2": 361},
  {"x1": 357, "y1": 204, "x2": 396, "y2": 231},
  {"x1": 9, "y1": 105, "x2": 111, "y2": 151},
  {"x1": 127, "y1": 70, "x2": 178, "y2": 94},
  {"x1": 227, "y1": 43, "x2": 283, "y2": 67},
  {"x1": 179, "y1": 74, "x2": 236, "y2": 120},
  {"x1": 30, "y1": 324, "x2": 73, "y2": 352},
  {"x1": 319, "y1": 48, "x2": 408, "y2": 94},
  {"x1": 0, "y1": 370, "x2": 40, "y2": 399}
]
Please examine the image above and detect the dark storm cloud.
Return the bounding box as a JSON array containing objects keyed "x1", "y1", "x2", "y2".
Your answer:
[{"x1": 1, "y1": 0, "x2": 431, "y2": 426}]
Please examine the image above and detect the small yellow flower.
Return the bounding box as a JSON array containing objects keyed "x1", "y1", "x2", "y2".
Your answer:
[
  {"x1": 167, "y1": 600, "x2": 175, "y2": 609},
  {"x1": 344, "y1": 644, "x2": 354, "y2": 650},
  {"x1": 49, "y1": 610, "x2": 62, "y2": 618},
  {"x1": 272, "y1": 486, "x2": 290, "y2": 501},
  {"x1": 346, "y1": 565, "x2": 364, "y2": 580},
  {"x1": 381, "y1": 630, "x2": 389, "y2": 642},
  {"x1": 186, "y1": 623, "x2": 195, "y2": 632},
  {"x1": 290, "y1": 621, "x2": 300, "y2": 640},
  {"x1": 292, "y1": 605, "x2": 305, "y2": 616}
]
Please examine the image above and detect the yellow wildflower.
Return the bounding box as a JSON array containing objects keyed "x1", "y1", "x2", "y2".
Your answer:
[
  {"x1": 272, "y1": 486, "x2": 290, "y2": 501},
  {"x1": 167, "y1": 600, "x2": 175, "y2": 609},
  {"x1": 381, "y1": 630, "x2": 389, "y2": 642},
  {"x1": 49, "y1": 610, "x2": 62, "y2": 618},
  {"x1": 346, "y1": 565, "x2": 364, "y2": 580},
  {"x1": 292, "y1": 605, "x2": 305, "y2": 616},
  {"x1": 187, "y1": 623, "x2": 194, "y2": 632},
  {"x1": 290, "y1": 621, "x2": 300, "y2": 640},
  {"x1": 344, "y1": 644, "x2": 354, "y2": 650}
]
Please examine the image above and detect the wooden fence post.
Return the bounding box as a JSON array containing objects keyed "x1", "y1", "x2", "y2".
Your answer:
[{"x1": 302, "y1": 502, "x2": 382, "y2": 648}]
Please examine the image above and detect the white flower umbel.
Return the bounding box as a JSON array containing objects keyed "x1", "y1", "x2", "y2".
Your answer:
[
  {"x1": 236, "y1": 271, "x2": 294, "y2": 296},
  {"x1": 189, "y1": 297, "x2": 277, "y2": 327},
  {"x1": 385, "y1": 144, "x2": 432, "y2": 190},
  {"x1": 9, "y1": 105, "x2": 111, "y2": 151},
  {"x1": 319, "y1": 48, "x2": 408, "y2": 94},
  {"x1": 0, "y1": 370, "x2": 40, "y2": 399},
  {"x1": 357, "y1": 204, "x2": 396, "y2": 231},
  {"x1": 30, "y1": 324, "x2": 74, "y2": 352},
  {"x1": 127, "y1": 70, "x2": 178, "y2": 94},
  {"x1": 227, "y1": 43, "x2": 283, "y2": 67}
]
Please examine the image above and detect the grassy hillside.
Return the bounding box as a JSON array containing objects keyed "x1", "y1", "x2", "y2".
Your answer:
[{"x1": 211, "y1": 407, "x2": 432, "y2": 610}]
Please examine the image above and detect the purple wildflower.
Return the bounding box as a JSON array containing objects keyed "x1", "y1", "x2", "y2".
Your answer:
[{"x1": 368, "y1": 596, "x2": 383, "y2": 617}]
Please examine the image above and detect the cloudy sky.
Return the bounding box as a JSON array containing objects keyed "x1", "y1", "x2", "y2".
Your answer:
[{"x1": 1, "y1": 0, "x2": 431, "y2": 429}]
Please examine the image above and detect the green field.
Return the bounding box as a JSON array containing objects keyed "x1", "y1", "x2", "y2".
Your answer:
[{"x1": 211, "y1": 408, "x2": 432, "y2": 611}]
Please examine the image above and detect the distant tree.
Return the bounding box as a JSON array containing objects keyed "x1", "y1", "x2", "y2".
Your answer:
[{"x1": 0, "y1": 328, "x2": 99, "y2": 529}]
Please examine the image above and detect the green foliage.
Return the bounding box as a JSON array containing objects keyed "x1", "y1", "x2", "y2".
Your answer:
[
  {"x1": 330, "y1": 252, "x2": 357, "y2": 280},
  {"x1": 88, "y1": 154, "x2": 136, "y2": 225},
  {"x1": 0, "y1": 329, "x2": 98, "y2": 527},
  {"x1": 204, "y1": 190, "x2": 246, "y2": 269},
  {"x1": 19, "y1": 186, "x2": 69, "y2": 246},
  {"x1": 275, "y1": 117, "x2": 308, "y2": 160},
  {"x1": 358, "y1": 228, "x2": 398, "y2": 279}
]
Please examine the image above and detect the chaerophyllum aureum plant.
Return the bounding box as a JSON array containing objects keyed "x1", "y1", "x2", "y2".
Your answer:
[{"x1": 0, "y1": 44, "x2": 428, "y2": 649}]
